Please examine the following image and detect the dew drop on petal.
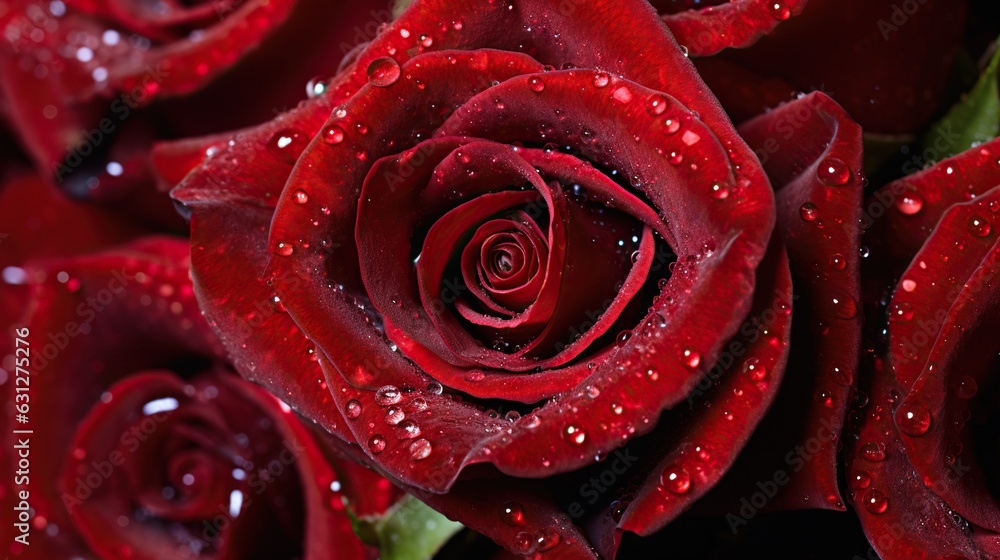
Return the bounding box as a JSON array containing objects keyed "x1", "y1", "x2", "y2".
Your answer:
[
  {"x1": 345, "y1": 399, "x2": 362, "y2": 419},
  {"x1": 895, "y1": 403, "x2": 931, "y2": 436},
  {"x1": 385, "y1": 406, "x2": 405, "y2": 425},
  {"x1": 593, "y1": 73, "x2": 610, "y2": 88},
  {"x1": 799, "y1": 202, "x2": 818, "y2": 221},
  {"x1": 957, "y1": 376, "x2": 978, "y2": 399},
  {"x1": 564, "y1": 424, "x2": 586, "y2": 445},
  {"x1": 859, "y1": 441, "x2": 886, "y2": 462},
  {"x1": 409, "y1": 438, "x2": 432, "y2": 460},
  {"x1": 660, "y1": 464, "x2": 691, "y2": 494},
  {"x1": 397, "y1": 419, "x2": 421, "y2": 439},
  {"x1": 826, "y1": 291, "x2": 858, "y2": 319},
  {"x1": 293, "y1": 189, "x2": 309, "y2": 204},
  {"x1": 743, "y1": 358, "x2": 767, "y2": 381},
  {"x1": 367, "y1": 57, "x2": 401, "y2": 87},
  {"x1": 680, "y1": 348, "x2": 700, "y2": 368},
  {"x1": 322, "y1": 125, "x2": 346, "y2": 145},
  {"x1": 896, "y1": 191, "x2": 924, "y2": 215},
  {"x1": 275, "y1": 242, "x2": 294, "y2": 257},
  {"x1": 647, "y1": 94, "x2": 669, "y2": 116},
  {"x1": 817, "y1": 156, "x2": 851, "y2": 186},
  {"x1": 830, "y1": 253, "x2": 847, "y2": 270},
  {"x1": 863, "y1": 489, "x2": 889, "y2": 514},
  {"x1": 375, "y1": 385, "x2": 402, "y2": 406},
  {"x1": 529, "y1": 77, "x2": 545, "y2": 92},
  {"x1": 850, "y1": 470, "x2": 872, "y2": 490},
  {"x1": 968, "y1": 215, "x2": 992, "y2": 237},
  {"x1": 367, "y1": 434, "x2": 386, "y2": 454},
  {"x1": 500, "y1": 501, "x2": 525, "y2": 526},
  {"x1": 768, "y1": 1, "x2": 791, "y2": 20}
]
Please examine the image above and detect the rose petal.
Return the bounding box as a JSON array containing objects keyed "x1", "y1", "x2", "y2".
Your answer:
[
  {"x1": 704, "y1": 92, "x2": 862, "y2": 511},
  {"x1": 659, "y1": 0, "x2": 808, "y2": 56},
  {"x1": 888, "y1": 186, "x2": 1000, "y2": 533}
]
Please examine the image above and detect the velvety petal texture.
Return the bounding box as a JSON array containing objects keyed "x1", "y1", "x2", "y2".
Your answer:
[
  {"x1": 1, "y1": 238, "x2": 394, "y2": 559},
  {"x1": 157, "y1": 0, "x2": 884, "y2": 556},
  {"x1": 851, "y1": 146, "x2": 1000, "y2": 559}
]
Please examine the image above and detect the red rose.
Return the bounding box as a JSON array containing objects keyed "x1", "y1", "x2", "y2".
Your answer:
[
  {"x1": 655, "y1": 0, "x2": 969, "y2": 134},
  {"x1": 164, "y1": 0, "x2": 866, "y2": 556},
  {"x1": 0, "y1": 0, "x2": 389, "y2": 225},
  {"x1": 2, "y1": 237, "x2": 397, "y2": 559},
  {"x1": 847, "y1": 138, "x2": 1000, "y2": 559}
]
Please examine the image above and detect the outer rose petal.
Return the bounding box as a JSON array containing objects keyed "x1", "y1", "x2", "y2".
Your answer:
[
  {"x1": 596, "y1": 235, "x2": 791, "y2": 559},
  {"x1": 847, "y1": 359, "x2": 1000, "y2": 559},
  {"x1": 1, "y1": 238, "x2": 390, "y2": 559},
  {"x1": 704, "y1": 92, "x2": 862, "y2": 511},
  {"x1": 867, "y1": 137, "x2": 1000, "y2": 271},
  {"x1": 888, "y1": 187, "x2": 1000, "y2": 535},
  {"x1": 2, "y1": 238, "x2": 224, "y2": 558},
  {"x1": 696, "y1": 0, "x2": 968, "y2": 134},
  {"x1": 658, "y1": 0, "x2": 808, "y2": 56}
]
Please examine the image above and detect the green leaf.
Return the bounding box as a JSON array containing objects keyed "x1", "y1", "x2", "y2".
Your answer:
[
  {"x1": 923, "y1": 41, "x2": 1000, "y2": 162},
  {"x1": 349, "y1": 495, "x2": 464, "y2": 560}
]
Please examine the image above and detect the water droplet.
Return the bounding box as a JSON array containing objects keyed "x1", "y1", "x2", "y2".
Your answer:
[
  {"x1": 535, "y1": 528, "x2": 560, "y2": 551},
  {"x1": 409, "y1": 438, "x2": 432, "y2": 460},
  {"x1": 345, "y1": 399, "x2": 363, "y2": 418},
  {"x1": 306, "y1": 77, "x2": 326, "y2": 98},
  {"x1": 322, "y1": 124, "x2": 346, "y2": 144},
  {"x1": 743, "y1": 358, "x2": 767, "y2": 381},
  {"x1": 859, "y1": 441, "x2": 886, "y2": 462},
  {"x1": 397, "y1": 419, "x2": 421, "y2": 439},
  {"x1": 957, "y1": 376, "x2": 977, "y2": 399},
  {"x1": 375, "y1": 385, "x2": 402, "y2": 406},
  {"x1": 512, "y1": 531, "x2": 535, "y2": 555},
  {"x1": 826, "y1": 291, "x2": 858, "y2": 319},
  {"x1": 585, "y1": 386, "x2": 600, "y2": 398},
  {"x1": 660, "y1": 464, "x2": 691, "y2": 494},
  {"x1": 850, "y1": 470, "x2": 872, "y2": 490},
  {"x1": 611, "y1": 403, "x2": 624, "y2": 415},
  {"x1": 863, "y1": 489, "x2": 889, "y2": 515},
  {"x1": 710, "y1": 182, "x2": 729, "y2": 200},
  {"x1": 564, "y1": 424, "x2": 586, "y2": 445},
  {"x1": 818, "y1": 157, "x2": 851, "y2": 186},
  {"x1": 681, "y1": 347, "x2": 700, "y2": 368},
  {"x1": 896, "y1": 191, "x2": 924, "y2": 215},
  {"x1": 593, "y1": 73, "x2": 610, "y2": 88},
  {"x1": 616, "y1": 330, "x2": 632, "y2": 347},
  {"x1": 500, "y1": 501, "x2": 525, "y2": 526},
  {"x1": 901, "y1": 279, "x2": 917, "y2": 292},
  {"x1": 830, "y1": 253, "x2": 847, "y2": 270},
  {"x1": 366, "y1": 57, "x2": 401, "y2": 87},
  {"x1": 895, "y1": 403, "x2": 931, "y2": 436},
  {"x1": 292, "y1": 189, "x2": 309, "y2": 204},
  {"x1": 267, "y1": 129, "x2": 308, "y2": 164},
  {"x1": 968, "y1": 215, "x2": 992, "y2": 237},
  {"x1": 275, "y1": 242, "x2": 295, "y2": 256},
  {"x1": 529, "y1": 77, "x2": 545, "y2": 92},
  {"x1": 426, "y1": 382, "x2": 444, "y2": 395},
  {"x1": 768, "y1": 1, "x2": 791, "y2": 20},
  {"x1": 648, "y1": 94, "x2": 670, "y2": 116},
  {"x1": 800, "y1": 202, "x2": 818, "y2": 221},
  {"x1": 385, "y1": 406, "x2": 405, "y2": 425},
  {"x1": 367, "y1": 434, "x2": 386, "y2": 454},
  {"x1": 891, "y1": 301, "x2": 913, "y2": 321}
]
